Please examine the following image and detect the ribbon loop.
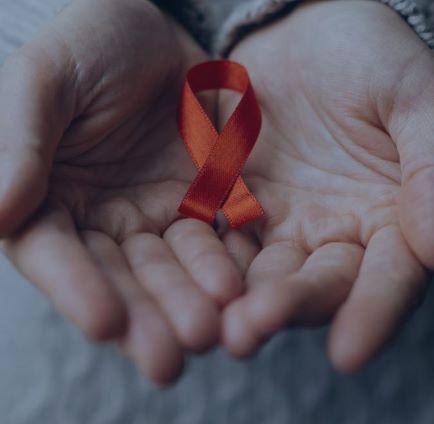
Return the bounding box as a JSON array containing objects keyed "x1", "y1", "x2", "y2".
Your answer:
[{"x1": 178, "y1": 60, "x2": 264, "y2": 228}]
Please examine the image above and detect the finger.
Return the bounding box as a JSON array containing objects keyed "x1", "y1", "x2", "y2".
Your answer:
[
  {"x1": 122, "y1": 233, "x2": 220, "y2": 352},
  {"x1": 221, "y1": 229, "x2": 261, "y2": 276},
  {"x1": 164, "y1": 219, "x2": 243, "y2": 306},
  {"x1": 4, "y1": 208, "x2": 127, "y2": 341},
  {"x1": 82, "y1": 231, "x2": 184, "y2": 385},
  {"x1": 328, "y1": 225, "x2": 427, "y2": 373},
  {"x1": 222, "y1": 241, "x2": 307, "y2": 356},
  {"x1": 223, "y1": 242, "x2": 363, "y2": 357}
]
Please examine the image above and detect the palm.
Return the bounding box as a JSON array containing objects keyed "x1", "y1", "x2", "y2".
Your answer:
[
  {"x1": 221, "y1": 1, "x2": 432, "y2": 371},
  {"x1": 50, "y1": 59, "x2": 194, "y2": 240}
]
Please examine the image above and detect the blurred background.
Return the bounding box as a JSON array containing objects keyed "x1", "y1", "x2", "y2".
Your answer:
[{"x1": 1, "y1": 1, "x2": 434, "y2": 423}]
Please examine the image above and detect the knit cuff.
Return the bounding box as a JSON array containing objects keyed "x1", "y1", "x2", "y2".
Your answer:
[
  {"x1": 215, "y1": 0, "x2": 301, "y2": 56},
  {"x1": 380, "y1": 0, "x2": 434, "y2": 48},
  {"x1": 215, "y1": 0, "x2": 434, "y2": 56}
]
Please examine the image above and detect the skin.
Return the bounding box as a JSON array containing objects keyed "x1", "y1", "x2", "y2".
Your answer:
[
  {"x1": 220, "y1": 0, "x2": 434, "y2": 372},
  {"x1": 0, "y1": 0, "x2": 433, "y2": 384}
]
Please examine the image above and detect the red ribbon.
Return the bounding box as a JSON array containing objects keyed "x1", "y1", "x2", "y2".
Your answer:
[{"x1": 177, "y1": 60, "x2": 264, "y2": 228}]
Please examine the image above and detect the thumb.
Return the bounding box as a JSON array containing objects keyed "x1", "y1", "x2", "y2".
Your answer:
[
  {"x1": 385, "y1": 47, "x2": 434, "y2": 269},
  {"x1": 0, "y1": 43, "x2": 75, "y2": 236}
]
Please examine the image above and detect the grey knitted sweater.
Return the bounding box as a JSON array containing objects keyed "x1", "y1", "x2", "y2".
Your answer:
[{"x1": 155, "y1": 0, "x2": 434, "y2": 53}]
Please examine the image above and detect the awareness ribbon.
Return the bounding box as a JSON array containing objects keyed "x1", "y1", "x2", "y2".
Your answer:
[{"x1": 178, "y1": 60, "x2": 264, "y2": 228}]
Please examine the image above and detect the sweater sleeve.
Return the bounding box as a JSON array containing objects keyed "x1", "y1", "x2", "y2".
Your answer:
[{"x1": 215, "y1": 0, "x2": 434, "y2": 56}]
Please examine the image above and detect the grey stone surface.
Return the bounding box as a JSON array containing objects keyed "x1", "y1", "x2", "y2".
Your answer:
[{"x1": 1, "y1": 1, "x2": 434, "y2": 423}]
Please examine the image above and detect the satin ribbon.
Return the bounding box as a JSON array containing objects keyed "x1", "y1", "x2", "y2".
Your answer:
[{"x1": 177, "y1": 60, "x2": 264, "y2": 228}]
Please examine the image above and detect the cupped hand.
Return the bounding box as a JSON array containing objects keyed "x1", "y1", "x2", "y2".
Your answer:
[
  {"x1": 220, "y1": 0, "x2": 434, "y2": 372},
  {"x1": 0, "y1": 0, "x2": 244, "y2": 385}
]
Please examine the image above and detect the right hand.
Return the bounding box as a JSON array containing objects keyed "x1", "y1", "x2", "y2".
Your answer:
[{"x1": 0, "y1": 0, "x2": 244, "y2": 385}]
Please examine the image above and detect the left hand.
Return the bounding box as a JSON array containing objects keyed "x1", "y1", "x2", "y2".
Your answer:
[{"x1": 219, "y1": 0, "x2": 434, "y2": 372}]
